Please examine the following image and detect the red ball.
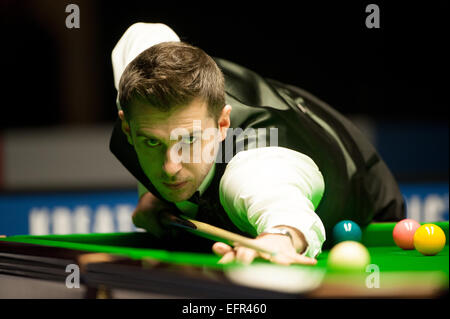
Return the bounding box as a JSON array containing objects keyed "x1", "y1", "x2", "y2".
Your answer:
[{"x1": 393, "y1": 219, "x2": 421, "y2": 249}]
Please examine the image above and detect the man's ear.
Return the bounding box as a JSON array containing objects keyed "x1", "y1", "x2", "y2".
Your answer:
[
  {"x1": 118, "y1": 110, "x2": 134, "y2": 146},
  {"x1": 218, "y1": 104, "x2": 232, "y2": 142}
]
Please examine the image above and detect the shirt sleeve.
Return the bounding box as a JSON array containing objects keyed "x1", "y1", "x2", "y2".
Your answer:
[{"x1": 219, "y1": 146, "x2": 326, "y2": 258}]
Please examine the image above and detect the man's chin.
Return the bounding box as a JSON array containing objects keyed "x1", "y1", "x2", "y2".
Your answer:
[{"x1": 159, "y1": 189, "x2": 194, "y2": 203}]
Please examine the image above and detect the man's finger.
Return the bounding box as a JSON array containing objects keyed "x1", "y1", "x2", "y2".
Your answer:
[
  {"x1": 212, "y1": 242, "x2": 233, "y2": 256},
  {"x1": 291, "y1": 254, "x2": 318, "y2": 265},
  {"x1": 218, "y1": 251, "x2": 236, "y2": 264},
  {"x1": 272, "y1": 253, "x2": 317, "y2": 266},
  {"x1": 235, "y1": 247, "x2": 258, "y2": 265},
  {"x1": 132, "y1": 209, "x2": 164, "y2": 238}
]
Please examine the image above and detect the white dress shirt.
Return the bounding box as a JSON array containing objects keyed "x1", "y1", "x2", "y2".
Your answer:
[
  {"x1": 219, "y1": 147, "x2": 326, "y2": 258},
  {"x1": 113, "y1": 22, "x2": 327, "y2": 258}
]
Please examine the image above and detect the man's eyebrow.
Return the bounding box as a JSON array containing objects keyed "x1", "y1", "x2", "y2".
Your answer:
[
  {"x1": 136, "y1": 130, "x2": 157, "y2": 138},
  {"x1": 136, "y1": 128, "x2": 202, "y2": 138}
]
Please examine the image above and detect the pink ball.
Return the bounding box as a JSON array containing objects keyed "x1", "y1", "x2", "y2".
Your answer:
[{"x1": 393, "y1": 219, "x2": 421, "y2": 249}]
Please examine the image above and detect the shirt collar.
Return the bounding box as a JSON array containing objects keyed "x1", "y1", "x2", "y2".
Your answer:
[{"x1": 174, "y1": 163, "x2": 215, "y2": 215}]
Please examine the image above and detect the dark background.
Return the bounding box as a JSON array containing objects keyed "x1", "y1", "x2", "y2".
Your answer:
[{"x1": 2, "y1": 1, "x2": 448, "y2": 129}]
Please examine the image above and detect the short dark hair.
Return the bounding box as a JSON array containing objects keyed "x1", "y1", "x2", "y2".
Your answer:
[{"x1": 118, "y1": 41, "x2": 225, "y2": 121}]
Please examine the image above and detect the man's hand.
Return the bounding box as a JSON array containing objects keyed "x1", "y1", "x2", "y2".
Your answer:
[
  {"x1": 212, "y1": 227, "x2": 317, "y2": 266},
  {"x1": 132, "y1": 192, "x2": 173, "y2": 238}
]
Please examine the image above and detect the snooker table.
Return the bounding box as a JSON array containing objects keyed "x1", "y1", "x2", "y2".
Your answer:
[{"x1": 0, "y1": 221, "x2": 448, "y2": 299}]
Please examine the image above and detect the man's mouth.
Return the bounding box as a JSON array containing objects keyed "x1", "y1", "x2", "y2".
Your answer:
[{"x1": 163, "y1": 181, "x2": 188, "y2": 190}]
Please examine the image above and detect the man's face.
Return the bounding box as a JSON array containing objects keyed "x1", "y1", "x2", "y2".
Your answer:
[{"x1": 119, "y1": 98, "x2": 230, "y2": 202}]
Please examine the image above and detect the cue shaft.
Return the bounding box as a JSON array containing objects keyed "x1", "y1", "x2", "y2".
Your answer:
[
  {"x1": 187, "y1": 218, "x2": 279, "y2": 256},
  {"x1": 160, "y1": 211, "x2": 278, "y2": 256}
]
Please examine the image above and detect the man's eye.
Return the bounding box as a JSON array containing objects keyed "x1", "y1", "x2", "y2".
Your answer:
[
  {"x1": 182, "y1": 135, "x2": 197, "y2": 144},
  {"x1": 145, "y1": 138, "x2": 161, "y2": 147}
]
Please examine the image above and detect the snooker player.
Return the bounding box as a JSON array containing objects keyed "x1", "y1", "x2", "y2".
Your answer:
[{"x1": 109, "y1": 23, "x2": 405, "y2": 265}]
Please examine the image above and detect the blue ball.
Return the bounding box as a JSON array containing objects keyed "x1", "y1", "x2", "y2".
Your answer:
[{"x1": 332, "y1": 220, "x2": 362, "y2": 244}]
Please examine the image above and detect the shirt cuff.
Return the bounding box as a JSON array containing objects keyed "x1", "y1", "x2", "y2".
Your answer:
[{"x1": 261, "y1": 215, "x2": 326, "y2": 258}]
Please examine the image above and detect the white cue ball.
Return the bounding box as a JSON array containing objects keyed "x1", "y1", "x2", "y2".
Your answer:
[{"x1": 327, "y1": 241, "x2": 371, "y2": 272}]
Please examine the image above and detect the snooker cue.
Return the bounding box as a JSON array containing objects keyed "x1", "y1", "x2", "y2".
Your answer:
[{"x1": 160, "y1": 211, "x2": 279, "y2": 256}]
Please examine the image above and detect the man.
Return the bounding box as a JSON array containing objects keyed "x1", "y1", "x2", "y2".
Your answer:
[{"x1": 110, "y1": 23, "x2": 405, "y2": 266}]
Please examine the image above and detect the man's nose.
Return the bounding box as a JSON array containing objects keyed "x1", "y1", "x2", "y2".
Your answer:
[{"x1": 162, "y1": 147, "x2": 183, "y2": 177}]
